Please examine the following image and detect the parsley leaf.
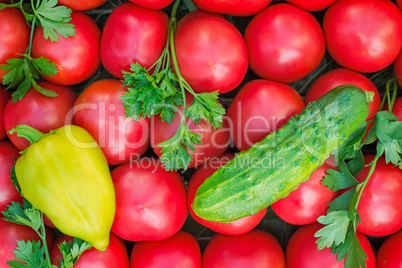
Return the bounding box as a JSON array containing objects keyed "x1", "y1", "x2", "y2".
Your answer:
[
  {"x1": 333, "y1": 229, "x2": 367, "y2": 268},
  {"x1": 315, "y1": 211, "x2": 350, "y2": 249},
  {"x1": 121, "y1": 63, "x2": 183, "y2": 123},
  {"x1": 34, "y1": 0, "x2": 75, "y2": 42},
  {"x1": 58, "y1": 238, "x2": 92, "y2": 268},
  {"x1": 327, "y1": 188, "x2": 355, "y2": 213},
  {"x1": 322, "y1": 159, "x2": 360, "y2": 191},
  {"x1": 6, "y1": 240, "x2": 47, "y2": 268},
  {"x1": 186, "y1": 91, "x2": 225, "y2": 128},
  {"x1": 2, "y1": 200, "x2": 42, "y2": 232},
  {"x1": 0, "y1": 55, "x2": 58, "y2": 102}
]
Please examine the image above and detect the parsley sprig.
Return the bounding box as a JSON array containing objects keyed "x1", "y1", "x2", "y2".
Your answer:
[
  {"x1": 315, "y1": 78, "x2": 402, "y2": 268},
  {"x1": 1, "y1": 165, "x2": 91, "y2": 268},
  {"x1": 121, "y1": 0, "x2": 225, "y2": 171},
  {"x1": 0, "y1": 0, "x2": 75, "y2": 102}
]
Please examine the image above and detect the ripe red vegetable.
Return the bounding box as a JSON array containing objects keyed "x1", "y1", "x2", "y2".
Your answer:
[
  {"x1": 191, "y1": 0, "x2": 272, "y2": 16},
  {"x1": 376, "y1": 230, "x2": 402, "y2": 268}
]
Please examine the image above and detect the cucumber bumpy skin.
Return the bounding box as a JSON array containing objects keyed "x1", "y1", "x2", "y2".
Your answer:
[{"x1": 192, "y1": 85, "x2": 372, "y2": 223}]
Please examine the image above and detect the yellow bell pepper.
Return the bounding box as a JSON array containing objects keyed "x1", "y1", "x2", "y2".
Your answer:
[{"x1": 10, "y1": 124, "x2": 115, "y2": 251}]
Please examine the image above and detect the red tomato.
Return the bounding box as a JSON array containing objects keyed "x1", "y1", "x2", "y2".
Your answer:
[
  {"x1": 395, "y1": 50, "x2": 402, "y2": 87},
  {"x1": 286, "y1": 223, "x2": 376, "y2": 268},
  {"x1": 73, "y1": 79, "x2": 149, "y2": 165},
  {"x1": 0, "y1": 8, "x2": 30, "y2": 83},
  {"x1": 376, "y1": 230, "x2": 402, "y2": 268},
  {"x1": 271, "y1": 162, "x2": 338, "y2": 225},
  {"x1": 202, "y1": 229, "x2": 286, "y2": 268},
  {"x1": 398, "y1": 0, "x2": 402, "y2": 9},
  {"x1": 50, "y1": 233, "x2": 130, "y2": 268},
  {"x1": 111, "y1": 159, "x2": 188, "y2": 241},
  {"x1": 0, "y1": 141, "x2": 21, "y2": 213},
  {"x1": 187, "y1": 153, "x2": 267, "y2": 235},
  {"x1": 191, "y1": 0, "x2": 272, "y2": 16},
  {"x1": 226, "y1": 79, "x2": 304, "y2": 151},
  {"x1": 32, "y1": 12, "x2": 101, "y2": 85},
  {"x1": 174, "y1": 10, "x2": 248, "y2": 94},
  {"x1": 128, "y1": 0, "x2": 174, "y2": 9},
  {"x1": 100, "y1": 2, "x2": 168, "y2": 79},
  {"x1": 285, "y1": 0, "x2": 338, "y2": 11},
  {"x1": 151, "y1": 93, "x2": 230, "y2": 168},
  {"x1": 3, "y1": 81, "x2": 77, "y2": 151},
  {"x1": 0, "y1": 87, "x2": 11, "y2": 140},
  {"x1": 244, "y1": 3, "x2": 325, "y2": 83},
  {"x1": 130, "y1": 231, "x2": 201, "y2": 268},
  {"x1": 57, "y1": 0, "x2": 107, "y2": 11},
  {"x1": 323, "y1": 0, "x2": 402, "y2": 73},
  {"x1": 304, "y1": 68, "x2": 381, "y2": 120},
  {"x1": 0, "y1": 220, "x2": 53, "y2": 267},
  {"x1": 355, "y1": 155, "x2": 402, "y2": 237}
]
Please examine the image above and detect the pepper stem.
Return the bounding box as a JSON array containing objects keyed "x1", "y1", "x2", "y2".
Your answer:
[{"x1": 8, "y1": 125, "x2": 46, "y2": 145}]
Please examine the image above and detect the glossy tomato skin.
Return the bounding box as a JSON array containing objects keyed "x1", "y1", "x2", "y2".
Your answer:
[
  {"x1": 227, "y1": 79, "x2": 304, "y2": 151},
  {"x1": 0, "y1": 141, "x2": 21, "y2": 213},
  {"x1": 32, "y1": 12, "x2": 101, "y2": 85},
  {"x1": 0, "y1": 8, "x2": 30, "y2": 83},
  {"x1": 174, "y1": 10, "x2": 248, "y2": 94},
  {"x1": 285, "y1": 0, "x2": 338, "y2": 11},
  {"x1": 304, "y1": 68, "x2": 381, "y2": 120},
  {"x1": 128, "y1": 0, "x2": 174, "y2": 9},
  {"x1": 100, "y1": 2, "x2": 168, "y2": 79},
  {"x1": 0, "y1": 87, "x2": 11, "y2": 140},
  {"x1": 151, "y1": 93, "x2": 230, "y2": 168},
  {"x1": 111, "y1": 159, "x2": 188, "y2": 241},
  {"x1": 73, "y1": 79, "x2": 150, "y2": 165},
  {"x1": 130, "y1": 231, "x2": 201, "y2": 268},
  {"x1": 188, "y1": 153, "x2": 267, "y2": 235},
  {"x1": 57, "y1": 0, "x2": 107, "y2": 11},
  {"x1": 355, "y1": 155, "x2": 402, "y2": 237},
  {"x1": 202, "y1": 229, "x2": 286, "y2": 268},
  {"x1": 271, "y1": 161, "x2": 338, "y2": 225},
  {"x1": 323, "y1": 0, "x2": 402, "y2": 73},
  {"x1": 376, "y1": 230, "x2": 402, "y2": 268},
  {"x1": 395, "y1": 50, "x2": 402, "y2": 87},
  {"x1": 244, "y1": 3, "x2": 325, "y2": 83},
  {"x1": 0, "y1": 220, "x2": 53, "y2": 267},
  {"x1": 286, "y1": 223, "x2": 375, "y2": 268},
  {"x1": 3, "y1": 81, "x2": 77, "y2": 151},
  {"x1": 50, "y1": 233, "x2": 130, "y2": 268},
  {"x1": 191, "y1": 0, "x2": 272, "y2": 16}
]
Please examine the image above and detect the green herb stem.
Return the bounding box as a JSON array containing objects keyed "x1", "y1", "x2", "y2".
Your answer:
[
  {"x1": 38, "y1": 214, "x2": 52, "y2": 268},
  {"x1": 355, "y1": 155, "x2": 379, "y2": 209}
]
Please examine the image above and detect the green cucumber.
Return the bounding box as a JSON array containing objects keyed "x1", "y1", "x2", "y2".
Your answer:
[{"x1": 192, "y1": 85, "x2": 373, "y2": 222}]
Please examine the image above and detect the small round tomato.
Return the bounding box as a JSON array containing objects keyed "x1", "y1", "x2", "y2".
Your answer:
[
  {"x1": 174, "y1": 10, "x2": 248, "y2": 94},
  {"x1": 50, "y1": 233, "x2": 130, "y2": 268},
  {"x1": 0, "y1": 141, "x2": 21, "y2": 213},
  {"x1": 151, "y1": 93, "x2": 230, "y2": 168},
  {"x1": 323, "y1": 0, "x2": 402, "y2": 73},
  {"x1": 227, "y1": 79, "x2": 304, "y2": 151},
  {"x1": 57, "y1": 0, "x2": 107, "y2": 11},
  {"x1": 0, "y1": 8, "x2": 30, "y2": 83},
  {"x1": 128, "y1": 0, "x2": 174, "y2": 9},
  {"x1": 73, "y1": 79, "x2": 150, "y2": 165},
  {"x1": 100, "y1": 2, "x2": 168, "y2": 79},
  {"x1": 286, "y1": 223, "x2": 376, "y2": 268},
  {"x1": 376, "y1": 230, "x2": 402, "y2": 268},
  {"x1": 355, "y1": 155, "x2": 402, "y2": 237},
  {"x1": 191, "y1": 0, "x2": 272, "y2": 16},
  {"x1": 271, "y1": 161, "x2": 338, "y2": 225},
  {"x1": 32, "y1": 11, "x2": 101, "y2": 85},
  {"x1": 0, "y1": 87, "x2": 11, "y2": 140},
  {"x1": 130, "y1": 231, "x2": 201, "y2": 268},
  {"x1": 285, "y1": 0, "x2": 338, "y2": 11},
  {"x1": 244, "y1": 3, "x2": 325, "y2": 83},
  {"x1": 202, "y1": 229, "x2": 286, "y2": 268},
  {"x1": 0, "y1": 220, "x2": 53, "y2": 266},
  {"x1": 111, "y1": 159, "x2": 188, "y2": 241},
  {"x1": 304, "y1": 68, "x2": 381, "y2": 120},
  {"x1": 188, "y1": 153, "x2": 267, "y2": 235},
  {"x1": 395, "y1": 50, "x2": 402, "y2": 87},
  {"x1": 3, "y1": 81, "x2": 77, "y2": 151}
]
